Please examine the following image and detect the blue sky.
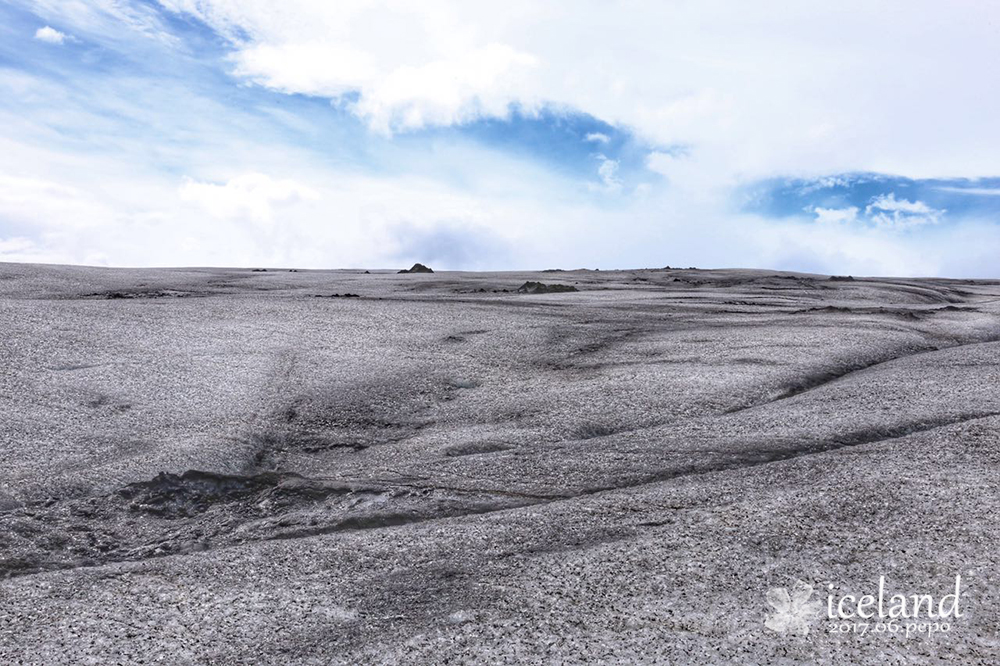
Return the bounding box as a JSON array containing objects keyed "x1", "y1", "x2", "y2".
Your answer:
[{"x1": 2, "y1": 1, "x2": 1000, "y2": 275}]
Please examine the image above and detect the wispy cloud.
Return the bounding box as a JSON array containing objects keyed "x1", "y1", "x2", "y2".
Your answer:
[
  {"x1": 865, "y1": 193, "x2": 943, "y2": 229},
  {"x1": 807, "y1": 193, "x2": 944, "y2": 231},
  {"x1": 934, "y1": 186, "x2": 1000, "y2": 196},
  {"x1": 590, "y1": 155, "x2": 623, "y2": 193}
]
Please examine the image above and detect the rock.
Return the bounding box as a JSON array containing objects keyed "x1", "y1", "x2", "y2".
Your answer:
[
  {"x1": 517, "y1": 281, "x2": 578, "y2": 294},
  {"x1": 398, "y1": 263, "x2": 434, "y2": 274},
  {"x1": 829, "y1": 275, "x2": 856, "y2": 282}
]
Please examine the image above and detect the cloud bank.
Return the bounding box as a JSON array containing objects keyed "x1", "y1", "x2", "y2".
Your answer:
[{"x1": 0, "y1": 1, "x2": 998, "y2": 275}]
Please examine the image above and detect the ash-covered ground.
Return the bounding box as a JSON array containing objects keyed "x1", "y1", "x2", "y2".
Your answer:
[{"x1": 1, "y1": 263, "x2": 999, "y2": 664}]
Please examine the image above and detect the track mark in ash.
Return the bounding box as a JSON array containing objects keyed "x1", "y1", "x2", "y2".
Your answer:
[
  {"x1": 726, "y1": 334, "x2": 1000, "y2": 414},
  {"x1": 0, "y1": 469, "x2": 542, "y2": 580},
  {"x1": 581, "y1": 411, "x2": 1000, "y2": 496}
]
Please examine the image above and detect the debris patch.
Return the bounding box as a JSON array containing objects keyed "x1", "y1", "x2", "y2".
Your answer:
[{"x1": 517, "y1": 281, "x2": 578, "y2": 294}]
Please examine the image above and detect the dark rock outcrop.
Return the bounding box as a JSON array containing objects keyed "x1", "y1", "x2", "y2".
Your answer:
[
  {"x1": 398, "y1": 263, "x2": 434, "y2": 274},
  {"x1": 517, "y1": 281, "x2": 578, "y2": 294}
]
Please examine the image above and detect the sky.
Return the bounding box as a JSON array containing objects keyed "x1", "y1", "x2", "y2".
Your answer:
[{"x1": 1, "y1": 1, "x2": 999, "y2": 276}]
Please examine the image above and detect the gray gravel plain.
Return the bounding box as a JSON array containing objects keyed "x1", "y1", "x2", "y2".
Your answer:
[{"x1": 2, "y1": 263, "x2": 999, "y2": 663}]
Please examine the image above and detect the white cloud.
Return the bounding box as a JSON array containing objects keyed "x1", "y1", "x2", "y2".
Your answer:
[
  {"x1": 813, "y1": 206, "x2": 859, "y2": 225},
  {"x1": 178, "y1": 173, "x2": 319, "y2": 226},
  {"x1": 159, "y1": 1, "x2": 1000, "y2": 178},
  {"x1": 188, "y1": 0, "x2": 542, "y2": 135},
  {"x1": 865, "y1": 193, "x2": 943, "y2": 229},
  {"x1": 590, "y1": 155, "x2": 622, "y2": 193},
  {"x1": 584, "y1": 132, "x2": 609, "y2": 144},
  {"x1": 348, "y1": 43, "x2": 538, "y2": 133},
  {"x1": 0, "y1": 175, "x2": 109, "y2": 230},
  {"x1": 867, "y1": 193, "x2": 936, "y2": 216},
  {"x1": 645, "y1": 151, "x2": 684, "y2": 178},
  {"x1": 34, "y1": 26, "x2": 68, "y2": 44},
  {"x1": 810, "y1": 195, "x2": 944, "y2": 230}
]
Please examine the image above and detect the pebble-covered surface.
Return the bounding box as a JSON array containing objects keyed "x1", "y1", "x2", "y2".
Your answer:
[{"x1": 1, "y1": 263, "x2": 999, "y2": 663}]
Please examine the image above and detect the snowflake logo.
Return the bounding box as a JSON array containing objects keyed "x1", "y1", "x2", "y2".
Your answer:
[{"x1": 764, "y1": 580, "x2": 823, "y2": 636}]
